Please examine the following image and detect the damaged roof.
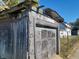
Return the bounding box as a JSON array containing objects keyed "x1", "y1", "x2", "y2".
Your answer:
[
  {"x1": 0, "y1": 0, "x2": 39, "y2": 20},
  {"x1": 44, "y1": 8, "x2": 64, "y2": 23},
  {"x1": 0, "y1": 0, "x2": 38, "y2": 15},
  {"x1": 0, "y1": 1, "x2": 64, "y2": 24},
  {"x1": 0, "y1": 0, "x2": 9, "y2": 11}
]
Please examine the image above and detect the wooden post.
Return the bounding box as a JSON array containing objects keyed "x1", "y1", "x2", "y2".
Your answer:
[{"x1": 67, "y1": 31, "x2": 69, "y2": 53}]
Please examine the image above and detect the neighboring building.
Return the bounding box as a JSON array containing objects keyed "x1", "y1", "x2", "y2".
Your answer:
[
  {"x1": 0, "y1": 2, "x2": 64, "y2": 59},
  {"x1": 59, "y1": 23, "x2": 72, "y2": 38}
]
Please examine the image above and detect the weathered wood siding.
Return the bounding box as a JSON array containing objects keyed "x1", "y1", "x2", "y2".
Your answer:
[
  {"x1": 0, "y1": 10, "x2": 28, "y2": 59},
  {"x1": 0, "y1": 10, "x2": 60, "y2": 59}
]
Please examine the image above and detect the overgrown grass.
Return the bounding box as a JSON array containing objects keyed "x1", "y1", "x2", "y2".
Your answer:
[{"x1": 60, "y1": 36, "x2": 79, "y2": 59}]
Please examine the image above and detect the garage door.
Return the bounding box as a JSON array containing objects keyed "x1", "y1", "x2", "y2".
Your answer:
[{"x1": 35, "y1": 25, "x2": 57, "y2": 59}]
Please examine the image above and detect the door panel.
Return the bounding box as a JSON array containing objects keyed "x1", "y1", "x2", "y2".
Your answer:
[{"x1": 35, "y1": 27, "x2": 57, "y2": 59}]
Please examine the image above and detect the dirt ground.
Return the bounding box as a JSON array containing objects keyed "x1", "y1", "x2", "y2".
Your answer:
[
  {"x1": 68, "y1": 43, "x2": 79, "y2": 59},
  {"x1": 51, "y1": 54, "x2": 63, "y2": 59}
]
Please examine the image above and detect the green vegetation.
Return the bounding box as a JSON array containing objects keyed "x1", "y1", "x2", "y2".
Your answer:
[
  {"x1": 3, "y1": 0, "x2": 19, "y2": 7},
  {"x1": 70, "y1": 18, "x2": 79, "y2": 26},
  {"x1": 3, "y1": 0, "x2": 39, "y2": 7},
  {"x1": 60, "y1": 36, "x2": 79, "y2": 59},
  {"x1": 33, "y1": 0, "x2": 38, "y2": 3}
]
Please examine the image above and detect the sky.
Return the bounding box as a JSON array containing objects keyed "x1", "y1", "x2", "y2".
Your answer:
[{"x1": 39, "y1": 0, "x2": 79, "y2": 23}]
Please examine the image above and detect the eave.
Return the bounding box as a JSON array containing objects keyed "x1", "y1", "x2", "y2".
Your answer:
[{"x1": 44, "y1": 8, "x2": 64, "y2": 23}]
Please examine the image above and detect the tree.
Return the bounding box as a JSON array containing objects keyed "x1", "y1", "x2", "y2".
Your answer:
[
  {"x1": 69, "y1": 22, "x2": 74, "y2": 26},
  {"x1": 69, "y1": 18, "x2": 79, "y2": 27},
  {"x1": 74, "y1": 18, "x2": 79, "y2": 26}
]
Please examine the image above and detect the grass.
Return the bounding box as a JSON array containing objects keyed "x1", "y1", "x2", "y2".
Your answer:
[{"x1": 60, "y1": 36, "x2": 79, "y2": 59}]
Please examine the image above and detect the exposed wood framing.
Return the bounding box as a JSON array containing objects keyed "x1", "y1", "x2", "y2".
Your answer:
[
  {"x1": 0, "y1": 0, "x2": 38, "y2": 20},
  {"x1": 0, "y1": 2, "x2": 26, "y2": 16}
]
